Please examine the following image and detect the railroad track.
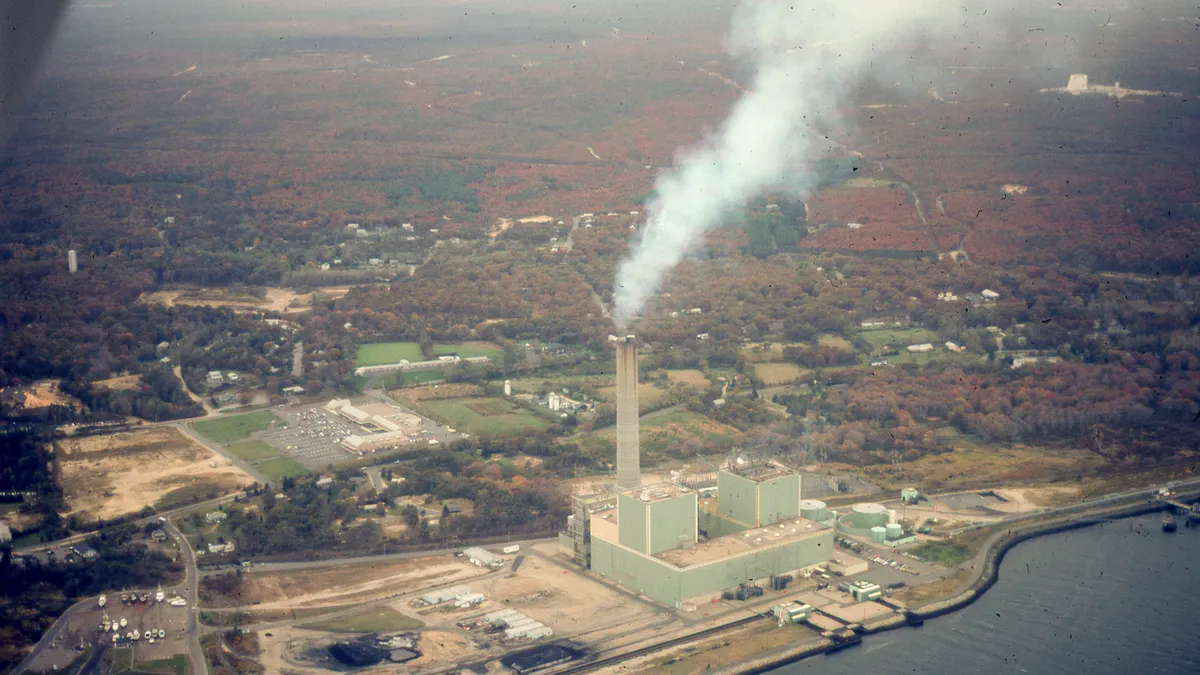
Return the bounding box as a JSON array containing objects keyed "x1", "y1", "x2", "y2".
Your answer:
[{"x1": 550, "y1": 612, "x2": 769, "y2": 675}]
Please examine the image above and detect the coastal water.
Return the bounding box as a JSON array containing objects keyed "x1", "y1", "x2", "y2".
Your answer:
[{"x1": 779, "y1": 514, "x2": 1200, "y2": 674}]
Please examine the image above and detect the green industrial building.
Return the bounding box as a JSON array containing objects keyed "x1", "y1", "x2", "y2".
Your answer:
[{"x1": 578, "y1": 465, "x2": 834, "y2": 607}]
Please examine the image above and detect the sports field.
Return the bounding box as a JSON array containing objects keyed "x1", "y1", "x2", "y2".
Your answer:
[
  {"x1": 193, "y1": 410, "x2": 283, "y2": 443},
  {"x1": 421, "y1": 397, "x2": 551, "y2": 435},
  {"x1": 355, "y1": 341, "x2": 424, "y2": 366}
]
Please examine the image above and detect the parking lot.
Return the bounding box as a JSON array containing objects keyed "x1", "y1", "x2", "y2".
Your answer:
[
  {"x1": 259, "y1": 399, "x2": 465, "y2": 470},
  {"x1": 259, "y1": 407, "x2": 363, "y2": 469}
]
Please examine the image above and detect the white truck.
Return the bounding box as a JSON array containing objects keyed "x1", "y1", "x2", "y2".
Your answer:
[{"x1": 502, "y1": 544, "x2": 521, "y2": 554}]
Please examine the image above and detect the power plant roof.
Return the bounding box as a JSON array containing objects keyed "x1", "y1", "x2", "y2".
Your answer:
[
  {"x1": 726, "y1": 462, "x2": 794, "y2": 483},
  {"x1": 621, "y1": 482, "x2": 693, "y2": 502},
  {"x1": 592, "y1": 510, "x2": 829, "y2": 569}
]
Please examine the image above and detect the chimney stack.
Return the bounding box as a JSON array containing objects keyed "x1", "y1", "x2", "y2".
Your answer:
[{"x1": 614, "y1": 335, "x2": 640, "y2": 490}]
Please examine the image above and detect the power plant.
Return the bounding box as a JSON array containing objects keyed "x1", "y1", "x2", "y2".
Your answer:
[{"x1": 561, "y1": 337, "x2": 836, "y2": 607}]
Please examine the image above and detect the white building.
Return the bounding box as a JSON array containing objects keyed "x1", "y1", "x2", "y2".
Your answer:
[
  {"x1": 981, "y1": 289, "x2": 1000, "y2": 300},
  {"x1": 906, "y1": 343, "x2": 934, "y2": 353},
  {"x1": 504, "y1": 380, "x2": 512, "y2": 397},
  {"x1": 464, "y1": 546, "x2": 504, "y2": 567},
  {"x1": 0, "y1": 521, "x2": 11, "y2": 544},
  {"x1": 945, "y1": 342, "x2": 964, "y2": 353},
  {"x1": 206, "y1": 371, "x2": 224, "y2": 386},
  {"x1": 205, "y1": 511, "x2": 227, "y2": 524},
  {"x1": 342, "y1": 431, "x2": 414, "y2": 453}
]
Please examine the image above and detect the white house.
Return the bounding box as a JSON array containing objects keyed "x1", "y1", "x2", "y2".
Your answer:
[
  {"x1": 906, "y1": 343, "x2": 934, "y2": 353},
  {"x1": 981, "y1": 289, "x2": 1000, "y2": 300}
]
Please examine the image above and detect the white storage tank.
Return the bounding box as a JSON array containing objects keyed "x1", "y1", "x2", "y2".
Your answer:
[
  {"x1": 799, "y1": 499, "x2": 830, "y2": 521},
  {"x1": 853, "y1": 503, "x2": 890, "y2": 529},
  {"x1": 886, "y1": 522, "x2": 903, "y2": 540},
  {"x1": 870, "y1": 526, "x2": 887, "y2": 543}
]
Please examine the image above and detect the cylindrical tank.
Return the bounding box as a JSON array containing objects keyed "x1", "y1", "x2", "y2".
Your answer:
[
  {"x1": 799, "y1": 499, "x2": 829, "y2": 521},
  {"x1": 886, "y1": 522, "x2": 903, "y2": 539},
  {"x1": 870, "y1": 526, "x2": 887, "y2": 543},
  {"x1": 888, "y1": 509, "x2": 897, "y2": 524},
  {"x1": 852, "y1": 503, "x2": 890, "y2": 529}
]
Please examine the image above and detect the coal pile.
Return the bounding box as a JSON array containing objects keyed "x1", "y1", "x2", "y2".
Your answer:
[
  {"x1": 502, "y1": 644, "x2": 584, "y2": 673},
  {"x1": 328, "y1": 642, "x2": 387, "y2": 668}
]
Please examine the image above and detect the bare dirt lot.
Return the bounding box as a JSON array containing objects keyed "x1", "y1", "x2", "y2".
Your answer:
[
  {"x1": 93, "y1": 374, "x2": 143, "y2": 391},
  {"x1": 56, "y1": 427, "x2": 253, "y2": 521},
  {"x1": 137, "y1": 287, "x2": 312, "y2": 313},
  {"x1": 235, "y1": 556, "x2": 491, "y2": 611},
  {"x1": 665, "y1": 369, "x2": 710, "y2": 388}
]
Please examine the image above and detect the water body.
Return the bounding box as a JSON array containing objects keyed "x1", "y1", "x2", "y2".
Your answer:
[{"x1": 780, "y1": 514, "x2": 1200, "y2": 674}]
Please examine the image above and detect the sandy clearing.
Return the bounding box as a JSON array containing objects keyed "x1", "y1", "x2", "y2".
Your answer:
[
  {"x1": 56, "y1": 427, "x2": 253, "y2": 521},
  {"x1": 993, "y1": 486, "x2": 1082, "y2": 510},
  {"x1": 242, "y1": 556, "x2": 490, "y2": 611},
  {"x1": 93, "y1": 374, "x2": 143, "y2": 391}
]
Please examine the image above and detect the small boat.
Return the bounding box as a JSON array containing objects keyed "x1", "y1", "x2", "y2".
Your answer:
[
  {"x1": 155, "y1": 586, "x2": 165, "y2": 603},
  {"x1": 120, "y1": 593, "x2": 128, "y2": 603},
  {"x1": 1163, "y1": 513, "x2": 1177, "y2": 532},
  {"x1": 1189, "y1": 503, "x2": 1200, "y2": 524},
  {"x1": 119, "y1": 617, "x2": 127, "y2": 628},
  {"x1": 98, "y1": 594, "x2": 106, "y2": 608}
]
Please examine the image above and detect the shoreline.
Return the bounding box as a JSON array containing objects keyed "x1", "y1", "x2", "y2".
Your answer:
[{"x1": 710, "y1": 495, "x2": 1187, "y2": 675}]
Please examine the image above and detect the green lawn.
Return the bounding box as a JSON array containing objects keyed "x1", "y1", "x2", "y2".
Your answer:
[
  {"x1": 226, "y1": 440, "x2": 279, "y2": 461},
  {"x1": 859, "y1": 327, "x2": 939, "y2": 349},
  {"x1": 300, "y1": 606, "x2": 425, "y2": 633},
  {"x1": 110, "y1": 648, "x2": 133, "y2": 672},
  {"x1": 193, "y1": 411, "x2": 282, "y2": 443},
  {"x1": 130, "y1": 655, "x2": 188, "y2": 675},
  {"x1": 421, "y1": 397, "x2": 551, "y2": 435},
  {"x1": 909, "y1": 541, "x2": 968, "y2": 566},
  {"x1": 356, "y1": 341, "x2": 424, "y2": 366},
  {"x1": 255, "y1": 457, "x2": 309, "y2": 481},
  {"x1": 433, "y1": 342, "x2": 502, "y2": 359}
]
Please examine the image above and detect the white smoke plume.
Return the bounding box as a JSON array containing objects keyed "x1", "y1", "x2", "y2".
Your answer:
[{"x1": 612, "y1": 0, "x2": 1068, "y2": 328}]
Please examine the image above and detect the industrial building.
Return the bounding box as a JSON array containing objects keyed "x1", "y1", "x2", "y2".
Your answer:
[
  {"x1": 562, "y1": 335, "x2": 833, "y2": 607},
  {"x1": 841, "y1": 580, "x2": 882, "y2": 602}
]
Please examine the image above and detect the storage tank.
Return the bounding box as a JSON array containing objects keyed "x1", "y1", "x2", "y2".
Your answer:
[
  {"x1": 852, "y1": 503, "x2": 890, "y2": 529},
  {"x1": 870, "y1": 526, "x2": 887, "y2": 543},
  {"x1": 799, "y1": 499, "x2": 830, "y2": 521},
  {"x1": 886, "y1": 522, "x2": 903, "y2": 540}
]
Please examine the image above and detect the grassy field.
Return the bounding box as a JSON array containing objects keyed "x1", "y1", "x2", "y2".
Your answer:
[
  {"x1": 355, "y1": 341, "x2": 424, "y2": 366},
  {"x1": 753, "y1": 362, "x2": 807, "y2": 386},
  {"x1": 422, "y1": 397, "x2": 552, "y2": 435},
  {"x1": 665, "y1": 369, "x2": 709, "y2": 387},
  {"x1": 255, "y1": 457, "x2": 309, "y2": 481},
  {"x1": 859, "y1": 327, "x2": 939, "y2": 348},
  {"x1": 155, "y1": 484, "x2": 228, "y2": 510},
  {"x1": 129, "y1": 655, "x2": 188, "y2": 675},
  {"x1": 300, "y1": 606, "x2": 425, "y2": 633},
  {"x1": 193, "y1": 411, "x2": 282, "y2": 443},
  {"x1": 226, "y1": 440, "x2": 279, "y2": 461},
  {"x1": 909, "y1": 541, "x2": 969, "y2": 566},
  {"x1": 433, "y1": 341, "x2": 502, "y2": 359}
]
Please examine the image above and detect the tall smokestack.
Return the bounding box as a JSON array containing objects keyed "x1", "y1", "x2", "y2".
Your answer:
[{"x1": 614, "y1": 335, "x2": 640, "y2": 490}]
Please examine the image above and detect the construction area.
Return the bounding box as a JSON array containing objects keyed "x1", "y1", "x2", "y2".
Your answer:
[{"x1": 54, "y1": 427, "x2": 254, "y2": 521}]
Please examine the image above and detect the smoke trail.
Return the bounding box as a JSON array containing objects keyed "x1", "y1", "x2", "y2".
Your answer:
[{"x1": 611, "y1": 0, "x2": 1037, "y2": 327}]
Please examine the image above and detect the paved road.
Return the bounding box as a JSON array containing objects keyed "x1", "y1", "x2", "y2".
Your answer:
[
  {"x1": 174, "y1": 422, "x2": 268, "y2": 484},
  {"x1": 15, "y1": 493, "x2": 241, "y2": 555},
  {"x1": 950, "y1": 478, "x2": 1200, "y2": 596},
  {"x1": 9, "y1": 596, "x2": 97, "y2": 674},
  {"x1": 163, "y1": 517, "x2": 208, "y2": 675}
]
